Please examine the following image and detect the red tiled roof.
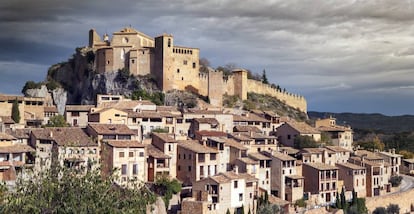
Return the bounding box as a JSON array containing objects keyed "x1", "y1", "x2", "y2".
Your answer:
[
  {"x1": 105, "y1": 140, "x2": 145, "y2": 148},
  {"x1": 88, "y1": 123, "x2": 135, "y2": 135}
]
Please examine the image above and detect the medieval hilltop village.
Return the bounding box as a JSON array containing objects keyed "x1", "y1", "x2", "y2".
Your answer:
[{"x1": 0, "y1": 27, "x2": 411, "y2": 214}]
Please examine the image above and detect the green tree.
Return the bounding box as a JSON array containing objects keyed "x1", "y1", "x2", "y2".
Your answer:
[
  {"x1": 335, "y1": 191, "x2": 341, "y2": 209},
  {"x1": 153, "y1": 175, "x2": 182, "y2": 210},
  {"x1": 293, "y1": 136, "x2": 319, "y2": 149},
  {"x1": 11, "y1": 99, "x2": 20, "y2": 123},
  {"x1": 45, "y1": 115, "x2": 69, "y2": 127},
  {"x1": 389, "y1": 176, "x2": 403, "y2": 187},
  {"x1": 340, "y1": 187, "x2": 348, "y2": 211},
  {"x1": 2, "y1": 166, "x2": 155, "y2": 213},
  {"x1": 386, "y1": 204, "x2": 400, "y2": 214},
  {"x1": 372, "y1": 207, "x2": 387, "y2": 214},
  {"x1": 257, "y1": 203, "x2": 281, "y2": 214},
  {"x1": 21, "y1": 81, "x2": 42, "y2": 94},
  {"x1": 262, "y1": 69, "x2": 269, "y2": 84}
]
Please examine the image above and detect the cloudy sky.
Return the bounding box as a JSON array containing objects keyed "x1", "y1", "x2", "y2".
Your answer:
[{"x1": 1, "y1": 0, "x2": 414, "y2": 115}]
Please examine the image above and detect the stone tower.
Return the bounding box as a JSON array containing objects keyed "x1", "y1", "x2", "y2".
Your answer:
[
  {"x1": 154, "y1": 34, "x2": 174, "y2": 91},
  {"x1": 232, "y1": 69, "x2": 248, "y2": 100},
  {"x1": 208, "y1": 70, "x2": 224, "y2": 106}
]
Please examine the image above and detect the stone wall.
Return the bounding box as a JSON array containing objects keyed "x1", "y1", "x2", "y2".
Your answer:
[
  {"x1": 365, "y1": 188, "x2": 414, "y2": 213},
  {"x1": 246, "y1": 79, "x2": 307, "y2": 113}
]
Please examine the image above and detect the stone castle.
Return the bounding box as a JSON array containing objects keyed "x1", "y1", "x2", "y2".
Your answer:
[{"x1": 89, "y1": 27, "x2": 307, "y2": 112}]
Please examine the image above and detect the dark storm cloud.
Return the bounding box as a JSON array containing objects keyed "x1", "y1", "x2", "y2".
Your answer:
[{"x1": 1, "y1": 0, "x2": 414, "y2": 114}]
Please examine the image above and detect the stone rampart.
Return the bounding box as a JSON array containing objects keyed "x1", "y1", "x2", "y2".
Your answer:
[
  {"x1": 365, "y1": 188, "x2": 414, "y2": 213},
  {"x1": 246, "y1": 79, "x2": 307, "y2": 112}
]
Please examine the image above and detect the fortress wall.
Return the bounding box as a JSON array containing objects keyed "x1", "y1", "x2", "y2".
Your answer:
[
  {"x1": 223, "y1": 75, "x2": 235, "y2": 96},
  {"x1": 198, "y1": 73, "x2": 209, "y2": 96},
  {"x1": 365, "y1": 188, "x2": 414, "y2": 213},
  {"x1": 208, "y1": 70, "x2": 224, "y2": 106},
  {"x1": 246, "y1": 79, "x2": 307, "y2": 112}
]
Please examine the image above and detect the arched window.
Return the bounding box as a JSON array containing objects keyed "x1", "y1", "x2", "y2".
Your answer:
[{"x1": 168, "y1": 38, "x2": 171, "y2": 47}]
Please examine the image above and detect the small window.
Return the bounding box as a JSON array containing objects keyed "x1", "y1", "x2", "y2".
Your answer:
[
  {"x1": 119, "y1": 152, "x2": 125, "y2": 158},
  {"x1": 234, "y1": 181, "x2": 238, "y2": 188},
  {"x1": 177, "y1": 69, "x2": 180, "y2": 73},
  {"x1": 178, "y1": 165, "x2": 181, "y2": 171},
  {"x1": 183, "y1": 60, "x2": 188, "y2": 65},
  {"x1": 192, "y1": 62, "x2": 196, "y2": 68},
  {"x1": 182, "y1": 77, "x2": 184, "y2": 80},
  {"x1": 132, "y1": 164, "x2": 138, "y2": 175},
  {"x1": 121, "y1": 164, "x2": 127, "y2": 175},
  {"x1": 129, "y1": 152, "x2": 134, "y2": 157},
  {"x1": 168, "y1": 38, "x2": 171, "y2": 47},
  {"x1": 188, "y1": 166, "x2": 192, "y2": 171},
  {"x1": 131, "y1": 59, "x2": 135, "y2": 64},
  {"x1": 139, "y1": 152, "x2": 144, "y2": 157},
  {"x1": 239, "y1": 193, "x2": 243, "y2": 201}
]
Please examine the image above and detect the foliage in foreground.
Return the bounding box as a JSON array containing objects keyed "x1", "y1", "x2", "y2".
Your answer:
[
  {"x1": 1, "y1": 167, "x2": 156, "y2": 213},
  {"x1": 153, "y1": 175, "x2": 182, "y2": 210}
]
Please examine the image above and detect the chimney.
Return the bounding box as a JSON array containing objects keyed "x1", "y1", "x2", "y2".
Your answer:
[{"x1": 233, "y1": 165, "x2": 239, "y2": 174}]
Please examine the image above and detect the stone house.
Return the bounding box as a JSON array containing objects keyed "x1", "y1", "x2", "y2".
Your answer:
[
  {"x1": 185, "y1": 171, "x2": 258, "y2": 214},
  {"x1": 65, "y1": 105, "x2": 94, "y2": 127},
  {"x1": 146, "y1": 144, "x2": 171, "y2": 182},
  {"x1": 0, "y1": 132, "x2": 34, "y2": 181},
  {"x1": 88, "y1": 107, "x2": 129, "y2": 124},
  {"x1": 302, "y1": 162, "x2": 339, "y2": 205},
  {"x1": 86, "y1": 123, "x2": 137, "y2": 143},
  {"x1": 151, "y1": 133, "x2": 178, "y2": 179},
  {"x1": 265, "y1": 151, "x2": 304, "y2": 202},
  {"x1": 233, "y1": 113, "x2": 272, "y2": 136},
  {"x1": 247, "y1": 152, "x2": 271, "y2": 193},
  {"x1": 378, "y1": 149, "x2": 402, "y2": 176},
  {"x1": 101, "y1": 140, "x2": 146, "y2": 185},
  {"x1": 315, "y1": 116, "x2": 353, "y2": 150},
  {"x1": 30, "y1": 127, "x2": 99, "y2": 172},
  {"x1": 276, "y1": 120, "x2": 321, "y2": 147},
  {"x1": 336, "y1": 162, "x2": 367, "y2": 198},
  {"x1": 176, "y1": 140, "x2": 219, "y2": 186},
  {"x1": 349, "y1": 150, "x2": 392, "y2": 197},
  {"x1": 229, "y1": 132, "x2": 277, "y2": 154},
  {"x1": 300, "y1": 148, "x2": 336, "y2": 166}
]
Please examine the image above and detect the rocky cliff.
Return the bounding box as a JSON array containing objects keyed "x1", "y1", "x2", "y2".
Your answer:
[{"x1": 44, "y1": 47, "x2": 160, "y2": 111}]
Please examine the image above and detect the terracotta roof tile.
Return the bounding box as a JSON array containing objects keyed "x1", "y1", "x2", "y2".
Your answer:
[
  {"x1": 152, "y1": 133, "x2": 177, "y2": 143},
  {"x1": 65, "y1": 105, "x2": 94, "y2": 112},
  {"x1": 32, "y1": 127, "x2": 96, "y2": 147},
  {"x1": 336, "y1": 162, "x2": 365, "y2": 170},
  {"x1": 196, "y1": 130, "x2": 227, "y2": 137},
  {"x1": 0, "y1": 116, "x2": 15, "y2": 124},
  {"x1": 177, "y1": 140, "x2": 218, "y2": 153},
  {"x1": 105, "y1": 140, "x2": 145, "y2": 148},
  {"x1": 193, "y1": 118, "x2": 219, "y2": 125},
  {"x1": 0, "y1": 144, "x2": 34, "y2": 153},
  {"x1": 233, "y1": 125, "x2": 262, "y2": 133},
  {"x1": 249, "y1": 152, "x2": 272, "y2": 160},
  {"x1": 283, "y1": 121, "x2": 320, "y2": 134},
  {"x1": 88, "y1": 123, "x2": 135, "y2": 135},
  {"x1": 304, "y1": 162, "x2": 338, "y2": 170},
  {"x1": 146, "y1": 144, "x2": 170, "y2": 159},
  {"x1": 44, "y1": 106, "x2": 58, "y2": 113},
  {"x1": 0, "y1": 132, "x2": 16, "y2": 141}
]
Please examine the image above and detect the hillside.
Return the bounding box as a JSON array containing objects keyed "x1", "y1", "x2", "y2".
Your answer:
[
  {"x1": 224, "y1": 92, "x2": 309, "y2": 122},
  {"x1": 308, "y1": 111, "x2": 414, "y2": 133}
]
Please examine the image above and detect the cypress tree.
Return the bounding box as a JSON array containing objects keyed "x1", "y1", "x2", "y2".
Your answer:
[
  {"x1": 262, "y1": 69, "x2": 269, "y2": 84},
  {"x1": 11, "y1": 99, "x2": 20, "y2": 123}
]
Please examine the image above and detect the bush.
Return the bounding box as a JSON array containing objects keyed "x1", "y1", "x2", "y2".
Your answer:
[
  {"x1": 294, "y1": 135, "x2": 319, "y2": 149},
  {"x1": 389, "y1": 176, "x2": 403, "y2": 187},
  {"x1": 294, "y1": 198, "x2": 307, "y2": 208},
  {"x1": 21, "y1": 81, "x2": 42, "y2": 94},
  {"x1": 154, "y1": 176, "x2": 182, "y2": 210}
]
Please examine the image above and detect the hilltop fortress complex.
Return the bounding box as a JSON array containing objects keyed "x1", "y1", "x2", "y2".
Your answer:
[{"x1": 89, "y1": 27, "x2": 307, "y2": 112}]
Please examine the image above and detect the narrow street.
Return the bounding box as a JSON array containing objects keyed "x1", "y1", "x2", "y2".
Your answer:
[{"x1": 397, "y1": 175, "x2": 414, "y2": 193}]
